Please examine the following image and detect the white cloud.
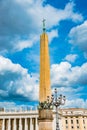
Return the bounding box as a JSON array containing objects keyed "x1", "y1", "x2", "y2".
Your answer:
[
  {"x1": 51, "y1": 61, "x2": 87, "y2": 108},
  {"x1": 69, "y1": 21, "x2": 87, "y2": 55},
  {"x1": 56, "y1": 86, "x2": 83, "y2": 96},
  {"x1": 64, "y1": 54, "x2": 78, "y2": 63},
  {"x1": 0, "y1": 56, "x2": 87, "y2": 108},
  {"x1": 13, "y1": 35, "x2": 39, "y2": 51},
  {"x1": 15, "y1": 0, "x2": 34, "y2": 5},
  {"x1": 48, "y1": 29, "x2": 58, "y2": 43},
  {"x1": 0, "y1": 56, "x2": 27, "y2": 74},
  {"x1": 64, "y1": 99, "x2": 87, "y2": 108},
  {"x1": 0, "y1": 102, "x2": 16, "y2": 109},
  {"x1": 51, "y1": 61, "x2": 87, "y2": 88},
  {"x1": 0, "y1": 0, "x2": 83, "y2": 52},
  {"x1": 15, "y1": 29, "x2": 58, "y2": 51},
  {"x1": 63, "y1": 2, "x2": 83, "y2": 23},
  {"x1": 0, "y1": 56, "x2": 39, "y2": 101},
  {"x1": 52, "y1": 86, "x2": 83, "y2": 102},
  {"x1": 0, "y1": 101, "x2": 37, "y2": 110},
  {"x1": 52, "y1": 85, "x2": 86, "y2": 108}
]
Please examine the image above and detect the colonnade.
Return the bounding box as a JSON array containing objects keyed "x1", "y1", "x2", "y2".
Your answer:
[
  {"x1": 1, "y1": 117, "x2": 38, "y2": 130},
  {"x1": 1, "y1": 109, "x2": 87, "y2": 130},
  {"x1": 61, "y1": 116, "x2": 87, "y2": 130}
]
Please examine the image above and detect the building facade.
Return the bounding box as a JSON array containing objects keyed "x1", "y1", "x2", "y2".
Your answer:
[
  {"x1": 61, "y1": 108, "x2": 87, "y2": 130},
  {"x1": 0, "y1": 108, "x2": 87, "y2": 130}
]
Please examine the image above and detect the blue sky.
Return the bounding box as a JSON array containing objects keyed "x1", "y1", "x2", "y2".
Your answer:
[{"x1": 0, "y1": 0, "x2": 87, "y2": 109}]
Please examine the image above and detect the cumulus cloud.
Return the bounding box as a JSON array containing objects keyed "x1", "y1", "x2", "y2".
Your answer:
[
  {"x1": 51, "y1": 62, "x2": 87, "y2": 108},
  {"x1": 64, "y1": 54, "x2": 78, "y2": 63},
  {"x1": 0, "y1": 56, "x2": 87, "y2": 108},
  {"x1": 48, "y1": 29, "x2": 58, "y2": 43},
  {"x1": 65, "y1": 99, "x2": 87, "y2": 108},
  {"x1": 0, "y1": 0, "x2": 83, "y2": 52},
  {"x1": 0, "y1": 102, "x2": 16, "y2": 109},
  {"x1": 0, "y1": 101, "x2": 37, "y2": 110},
  {"x1": 13, "y1": 35, "x2": 39, "y2": 51},
  {"x1": 69, "y1": 21, "x2": 87, "y2": 55},
  {"x1": 52, "y1": 86, "x2": 84, "y2": 108},
  {"x1": 52, "y1": 86, "x2": 86, "y2": 108},
  {"x1": 0, "y1": 56, "x2": 39, "y2": 102},
  {"x1": 51, "y1": 61, "x2": 87, "y2": 88},
  {"x1": 54, "y1": 86, "x2": 83, "y2": 99}
]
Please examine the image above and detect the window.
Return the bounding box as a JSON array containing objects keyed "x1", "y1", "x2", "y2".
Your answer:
[
  {"x1": 77, "y1": 126, "x2": 79, "y2": 129},
  {"x1": 71, "y1": 126, "x2": 74, "y2": 129},
  {"x1": 71, "y1": 120, "x2": 73, "y2": 124},
  {"x1": 66, "y1": 126, "x2": 68, "y2": 129},
  {"x1": 76, "y1": 120, "x2": 79, "y2": 124},
  {"x1": 65, "y1": 120, "x2": 68, "y2": 124},
  {"x1": 83, "y1": 120, "x2": 85, "y2": 124}
]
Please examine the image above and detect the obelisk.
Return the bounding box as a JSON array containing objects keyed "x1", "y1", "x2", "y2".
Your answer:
[
  {"x1": 39, "y1": 19, "x2": 51, "y2": 102},
  {"x1": 38, "y1": 19, "x2": 53, "y2": 130}
]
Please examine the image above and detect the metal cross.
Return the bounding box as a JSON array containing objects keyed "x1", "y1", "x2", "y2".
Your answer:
[{"x1": 42, "y1": 19, "x2": 46, "y2": 32}]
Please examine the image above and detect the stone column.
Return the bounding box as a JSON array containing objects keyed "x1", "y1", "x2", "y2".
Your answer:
[
  {"x1": 25, "y1": 118, "x2": 28, "y2": 130},
  {"x1": 61, "y1": 117, "x2": 66, "y2": 130},
  {"x1": 8, "y1": 118, "x2": 11, "y2": 130},
  {"x1": 67, "y1": 117, "x2": 71, "y2": 130},
  {"x1": 19, "y1": 118, "x2": 22, "y2": 130},
  {"x1": 84, "y1": 117, "x2": 87, "y2": 129},
  {"x1": 52, "y1": 114, "x2": 56, "y2": 130},
  {"x1": 30, "y1": 118, "x2": 33, "y2": 130},
  {"x1": 38, "y1": 109, "x2": 53, "y2": 130},
  {"x1": 79, "y1": 116, "x2": 84, "y2": 130},
  {"x1": 35, "y1": 118, "x2": 38, "y2": 130},
  {"x1": 2, "y1": 119, "x2": 5, "y2": 130},
  {"x1": 13, "y1": 118, "x2": 16, "y2": 130},
  {"x1": 73, "y1": 117, "x2": 77, "y2": 130}
]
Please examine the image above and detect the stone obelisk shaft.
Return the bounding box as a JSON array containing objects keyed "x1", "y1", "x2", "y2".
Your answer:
[
  {"x1": 38, "y1": 20, "x2": 53, "y2": 130},
  {"x1": 39, "y1": 32, "x2": 51, "y2": 102}
]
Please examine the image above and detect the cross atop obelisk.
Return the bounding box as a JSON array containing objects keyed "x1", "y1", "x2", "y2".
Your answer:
[{"x1": 42, "y1": 19, "x2": 46, "y2": 32}]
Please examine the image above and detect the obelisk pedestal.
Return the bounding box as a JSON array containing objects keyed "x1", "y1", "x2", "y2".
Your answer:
[{"x1": 38, "y1": 109, "x2": 53, "y2": 130}]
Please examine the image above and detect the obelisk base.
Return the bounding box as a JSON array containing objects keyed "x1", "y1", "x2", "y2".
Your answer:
[{"x1": 38, "y1": 109, "x2": 53, "y2": 130}]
